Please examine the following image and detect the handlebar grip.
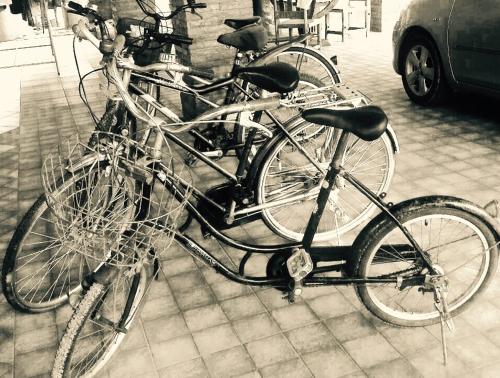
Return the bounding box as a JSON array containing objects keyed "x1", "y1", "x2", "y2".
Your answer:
[
  {"x1": 192, "y1": 3, "x2": 207, "y2": 8},
  {"x1": 188, "y1": 66, "x2": 214, "y2": 80},
  {"x1": 113, "y1": 35, "x2": 126, "y2": 54},
  {"x1": 68, "y1": 1, "x2": 83, "y2": 11}
]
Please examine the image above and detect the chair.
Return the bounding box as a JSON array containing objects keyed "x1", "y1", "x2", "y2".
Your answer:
[
  {"x1": 272, "y1": 0, "x2": 319, "y2": 46},
  {"x1": 271, "y1": 0, "x2": 339, "y2": 47},
  {"x1": 325, "y1": 0, "x2": 370, "y2": 42}
]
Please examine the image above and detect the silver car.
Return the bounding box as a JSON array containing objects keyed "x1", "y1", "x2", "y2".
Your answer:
[{"x1": 393, "y1": 0, "x2": 500, "y2": 105}]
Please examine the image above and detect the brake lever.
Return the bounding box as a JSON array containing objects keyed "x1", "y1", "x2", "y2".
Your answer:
[{"x1": 190, "y1": 8, "x2": 203, "y2": 19}]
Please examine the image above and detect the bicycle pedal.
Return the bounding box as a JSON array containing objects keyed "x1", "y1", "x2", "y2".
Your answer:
[{"x1": 286, "y1": 249, "x2": 313, "y2": 280}]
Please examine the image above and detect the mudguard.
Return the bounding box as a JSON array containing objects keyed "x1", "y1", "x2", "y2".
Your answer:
[
  {"x1": 354, "y1": 195, "x2": 500, "y2": 247},
  {"x1": 385, "y1": 123, "x2": 400, "y2": 153}
]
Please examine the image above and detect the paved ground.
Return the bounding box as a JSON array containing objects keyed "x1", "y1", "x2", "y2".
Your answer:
[{"x1": 1, "y1": 29, "x2": 500, "y2": 378}]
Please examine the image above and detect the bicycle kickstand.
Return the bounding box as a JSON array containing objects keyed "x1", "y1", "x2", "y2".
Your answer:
[{"x1": 434, "y1": 287, "x2": 455, "y2": 366}]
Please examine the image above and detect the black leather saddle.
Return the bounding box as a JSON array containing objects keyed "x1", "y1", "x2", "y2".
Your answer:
[
  {"x1": 302, "y1": 106, "x2": 388, "y2": 141},
  {"x1": 217, "y1": 24, "x2": 268, "y2": 51},
  {"x1": 235, "y1": 62, "x2": 300, "y2": 94},
  {"x1": 224, "y1": 16, "x2": 261, "y2": 29}
]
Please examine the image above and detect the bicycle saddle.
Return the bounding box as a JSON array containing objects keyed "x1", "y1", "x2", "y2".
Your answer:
[
  {"x1": 302, "y1": 106, "x2": 388, "y2": 141},
  {"x1": 217, "y1": 24, "x2": 268, "y2": 51},
  {"x1": 235, "y1": 62, "x2": 299, "y2": 94},
  {"x1": 224, "y1": 16, "x2": 262, "y2": 29}
]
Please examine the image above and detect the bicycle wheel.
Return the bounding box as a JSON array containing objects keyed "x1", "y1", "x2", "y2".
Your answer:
[
  {"x1": 256, "y1": 119, "x2": 395, "y2": 242},
  {"x1": 2, "y1": 167, "x2": 135, "y2": 313},
  {"x1": 273, "y1": 45, "x2": 341, "y2": 87},
  {"x1": 52, "y1": 268, "x2": 146, "y2": 378},
  {"x1": 352, "y1": 205, "x2": 498, "y2": 327}
]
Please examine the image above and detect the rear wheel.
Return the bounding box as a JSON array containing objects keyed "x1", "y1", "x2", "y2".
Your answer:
[
  {"x1": 274, "y1": 45, "x2": 341, "y2": 87},
  {"x1": 256, "y1": 120, "x2": 395, "y2": 242},
  {"x1": 353, "y1": 206, "x2": 498, "y2": 326}
]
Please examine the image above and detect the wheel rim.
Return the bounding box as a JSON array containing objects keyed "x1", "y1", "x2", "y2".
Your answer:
[
  {"x1": 365, "y1": 214, "x2": 490, "y2": 321},
  {"x1": 259, "y1": 122, "x2": 394, "y2": 242},
  {"x1": 404, "y1": 44, "x2": 436, "y2": 97}
]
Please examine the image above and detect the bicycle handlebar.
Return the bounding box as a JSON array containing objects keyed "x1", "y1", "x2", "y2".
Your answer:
[{"x1": 74, "y1": 22, "x2": 279, "y2": 134}]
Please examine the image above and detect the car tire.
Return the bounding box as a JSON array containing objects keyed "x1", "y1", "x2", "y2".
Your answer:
[{"x1": 400, "y1": 33, "x2": 448, "y2": 106}]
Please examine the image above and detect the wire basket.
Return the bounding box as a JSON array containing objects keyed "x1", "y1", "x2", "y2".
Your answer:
[{"x1": 41, "y1": 132, "x2": 193, "y2": 267}]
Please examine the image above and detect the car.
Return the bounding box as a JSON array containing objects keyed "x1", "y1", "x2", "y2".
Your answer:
[{"x1": 392, "y1": 0, "x2": 500, "y2": 105}]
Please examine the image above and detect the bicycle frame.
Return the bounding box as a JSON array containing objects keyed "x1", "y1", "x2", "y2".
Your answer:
[{"x1": 143, "y1": 128, "x2": 433, "y2": 288}]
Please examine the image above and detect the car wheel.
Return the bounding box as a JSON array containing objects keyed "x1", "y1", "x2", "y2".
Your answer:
[{"x1": 400, "y1": 33, "x2": 448, "y2": 105}]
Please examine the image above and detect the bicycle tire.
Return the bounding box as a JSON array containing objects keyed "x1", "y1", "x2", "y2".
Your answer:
[
  {"x1": 256, "y1": 119, "x2": 395, "y2": 242},
  {"x1": 352, "y1": 205, "x2": 498, "y2": 327},
  {"x1": 273, "y1": 45, "x2": 341, "y2": 87},
  {"x1": 52, "y1": 268, "x2": 146, "y2": 378},
  {"x1": 2, "y1": 166, "x2": 135, "y2": 313}
]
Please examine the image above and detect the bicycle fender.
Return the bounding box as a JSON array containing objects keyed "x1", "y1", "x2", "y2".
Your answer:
[
  {"x1": 385, "y1": 123, "x2": 400, "y2": 154},
  {"x1": 355, "y1": 195, "x2": 500, "y2": 247}
]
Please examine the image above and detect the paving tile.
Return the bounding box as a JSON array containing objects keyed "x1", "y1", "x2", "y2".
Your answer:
[
  {"x1": 343, "y1": 334, "x2": 399, "y2": 369},
  {"x1": 220, "y1": 294, "x2": 265, "y2": 320},
  {"x1": 150, "y1": 335, "x2": 199, "y2": 370},
  {"x1": 233, "y1": 313, "x2": 281, "y2": 343},
  {"x1": 184, "y1": 303, "x2": 228, "y2": 332},
  {"x1": 448, "y1": 334, "x2": 500, "y2": 369},
  {"x1": 259, "y1": 358, "x2": 312, "y2": 378},
  {"x1": 14, "y1": 325, "x2": 57, "y2": 354},
  {"x1": 14, "y1": 346, "x2": 55, "y2": 377},
  {"x1": 271, "y1": 303, "x2": 318, "y2": 331},
  {"x1": 379, "y1": 326, "x2": 440, "y2": 356},
  {"x1": 246, "y1": 334, "x2": 296, "y2": 368},
  {"x1": 140, "y1": 295, "x2": 179, "y2": 321},
  {"x1": 365, "y1": 358, "x2": 422, "y2": 378},
  {"x1": 325, "y1": 312, "x2": 378, "y2": 343},
  {"x1": 159, "y1": 358, "x2": 209, "y2": 378},
  {"x1": 203, "y1": 345, "x2": 254, "y2": 377},
  {"x1": 210, "y1": 279, "x2": 253, "y2": 301},
  {"x1": 174, "y1": 285, "x2": 216, "y2": 311},
  {"x1": 257, "y1": 289, "x2": 299, "y2": 311},
  {"x1": 285, "y1": 322, "x2": 338, "y2": 355},
  {"x1": 306, "y1": 292, "x2": 357, "y2": 320},
  {"x1": 192, "y1": 323, "x2": 241, "y2": 355},
  {"x1": 106, "y1": 347, "x2": 157, "y2": 378},
  {"x1": 143, "y1": 313, "x2": 189, "y2": 344},
  {"x1": 407, "y1": 345, "x2": 467, "y2": 377},
  {"x1": 302, "y1": 346, "x2": 361, "y2": 378}
]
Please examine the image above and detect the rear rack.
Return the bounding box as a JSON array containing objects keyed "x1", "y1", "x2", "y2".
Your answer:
[{"x1": 281, "y1": 83, "x2": 370, "y2": 109}]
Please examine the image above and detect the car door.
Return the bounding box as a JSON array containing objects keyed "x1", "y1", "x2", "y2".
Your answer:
[{"x1": 448, "y1": 0, "x2": 500, "y2": 89}]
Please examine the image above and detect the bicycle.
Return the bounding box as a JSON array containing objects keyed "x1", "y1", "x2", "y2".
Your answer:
[
  {"x1": 2, "y1": 6, "x2": 397, "y2": 313},
  {"x1": 48, "y1": 34, "x2": 500, "y2": 377}
]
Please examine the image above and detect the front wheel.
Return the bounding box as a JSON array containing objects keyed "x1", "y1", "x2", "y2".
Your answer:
[
  {"x1": 400, "y1": 33, "x2": 448, "y2": 105},
  {"x1": 352, "y1": 206, "x2": 498, "y2": 327},
  {"x1": 52, "y1": 268, "x2": 146, "y2": 378}
]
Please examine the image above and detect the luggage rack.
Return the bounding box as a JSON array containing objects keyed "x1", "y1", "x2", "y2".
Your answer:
[{"x1": 282, "y1": 82, "x2": 370, "y2": 109}]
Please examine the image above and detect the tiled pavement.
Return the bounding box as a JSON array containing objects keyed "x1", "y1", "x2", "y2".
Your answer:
[{"x1": 1, "y1": 30, "x2": 500, "y2": 378}]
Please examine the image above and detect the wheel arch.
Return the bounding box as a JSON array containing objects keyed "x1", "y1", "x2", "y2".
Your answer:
[{"x1": 397, "y1": 26, "x2": 454, "y2": 87}]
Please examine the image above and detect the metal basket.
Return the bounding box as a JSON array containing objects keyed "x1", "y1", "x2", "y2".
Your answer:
[{"x1": 41, "y1": 132, "x2": 193, "y2": 267}]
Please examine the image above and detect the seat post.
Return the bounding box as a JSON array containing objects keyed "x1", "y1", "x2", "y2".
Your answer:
[{"x1": 301, "y1": 130, "x2": 351, "y2": 249}]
